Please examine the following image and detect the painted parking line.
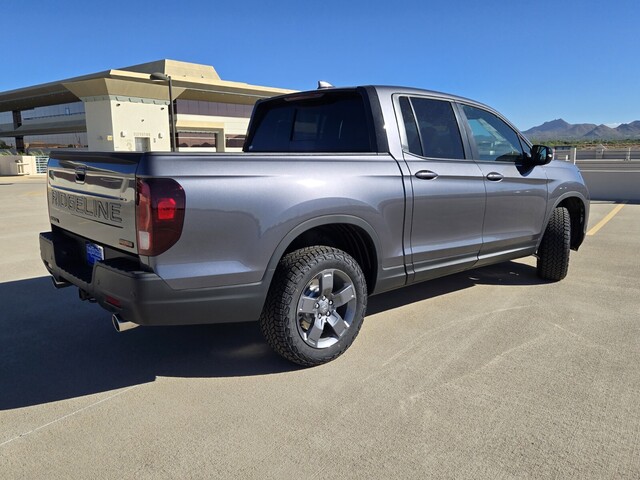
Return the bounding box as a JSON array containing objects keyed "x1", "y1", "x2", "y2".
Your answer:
[{"x1": 587, "y1": 201, "x2": 627, "y2": 236}]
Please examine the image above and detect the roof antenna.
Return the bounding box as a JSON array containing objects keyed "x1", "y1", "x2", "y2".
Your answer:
[{"x1": 317, "y1": 80, "x2": 334, "y2": 89}]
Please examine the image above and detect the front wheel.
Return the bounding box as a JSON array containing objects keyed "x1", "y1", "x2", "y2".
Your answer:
[
  {"x1": 260, "y1": 246, "x2": 367, "y2": 367},
  {"x1": 537, "y1": 206, "x2": 571, "y2": 281}
]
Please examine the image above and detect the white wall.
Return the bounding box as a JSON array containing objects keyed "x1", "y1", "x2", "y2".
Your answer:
[
  {"x1": 84, "y1": 97, "x2": 172, "y2": 152},
  {"x1": 0, "y1": 155, "x2": 36, "y2": 175}
]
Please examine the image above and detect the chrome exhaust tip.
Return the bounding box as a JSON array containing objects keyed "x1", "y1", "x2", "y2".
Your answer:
[
  {"x1": 51, "y1": 276, "x2": 71, "y2": 289},
  {"x1": 112, "y1": 313, "x2": 139, "y2": 333}
]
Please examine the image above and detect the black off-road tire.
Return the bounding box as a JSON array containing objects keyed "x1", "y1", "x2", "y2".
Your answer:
[
  {"x1": 537, "y1": 206, "x2": 571, "y2": 281},
  {"x1": 259, "y1": 246, "x2": 367, "y2": 367}
]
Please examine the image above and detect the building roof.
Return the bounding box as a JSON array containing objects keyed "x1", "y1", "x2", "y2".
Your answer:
[{"x1": 0, "y1": 59, "x2": 294, "y2": 112}]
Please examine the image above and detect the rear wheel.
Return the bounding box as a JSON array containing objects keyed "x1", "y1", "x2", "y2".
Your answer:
[
  {"x1": 537, "y1": 206, "x2": 571, "y2": 281},
  {"x1": 260, "y1": 246, "x2": 367, "y2": 366}
]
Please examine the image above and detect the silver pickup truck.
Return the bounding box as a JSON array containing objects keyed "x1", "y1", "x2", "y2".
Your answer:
[{"x1": 40, "y1": 85, "x2": 589, "y2": 366}]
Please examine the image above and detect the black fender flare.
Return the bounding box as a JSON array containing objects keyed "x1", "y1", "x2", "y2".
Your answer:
[
  {"x1": 261, "y1": 214, "x2": 383, "y2": 291},
  {"x1": 537, "y1": 192, "x2": 589, "y2": 250}
]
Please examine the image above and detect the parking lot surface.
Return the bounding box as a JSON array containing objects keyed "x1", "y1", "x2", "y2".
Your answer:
[{"x1": 1, "y1": 176, "x2": 639, "y2": 479}]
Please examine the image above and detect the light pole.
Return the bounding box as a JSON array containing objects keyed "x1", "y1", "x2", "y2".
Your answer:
[{"x1": 150, "y1": 72, "x2": 176, "y2": 152}]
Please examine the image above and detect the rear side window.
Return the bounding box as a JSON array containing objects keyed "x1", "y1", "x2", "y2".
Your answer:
[
  {"x1": 399, "y1": 96, "x2": 465, "y2": 160},
  {"x1": 399, "y1": 97, "x2": 422, "y2": 156},
  {"x1": 246, "y1": 92, "x2": 373, "y2": 153}
]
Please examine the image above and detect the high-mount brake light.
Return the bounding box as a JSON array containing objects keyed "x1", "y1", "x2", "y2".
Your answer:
[
  {"x1": 284, "y1": 92, "x2": 325, "y2": 102},
  {"x1": 136, "y1": 178, "x2": 185, "y2": 256}
]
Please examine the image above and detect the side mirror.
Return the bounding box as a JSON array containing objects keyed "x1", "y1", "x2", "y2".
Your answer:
[{"x1": 530, "y1": 145, "x2": 554, "y2": 166}]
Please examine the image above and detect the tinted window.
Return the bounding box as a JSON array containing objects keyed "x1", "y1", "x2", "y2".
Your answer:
[
  {"x1": 409, "y1": 97, "x2": 465, "y2": 159},
  {"x1": 246, "y1": 92, "x2": 372, "y2": 152},
  {"x1": 176, "y1": 131, "x2": 216, "y2": 148},
  {"x1": 21, "y1": 101, "x2": 85, "y2": 120},
  {"x1": 175, "y1": 100, "x2": 253, "y2": 118},
  {"x1": 246, "y1": 104, "x2": 295, "y2": 152},
  {"x1": 399, "y1": 97, "x2": 422, "y2": 156},
  {"x1": 462, "y1": 105, "x2": 523, "y2": 162},
  {"x1": 226, "y1": 134, "x2": 246, "y2": 148},
  {"x1": 519, "y1": 136, "x2": 531, "y2": 157}
]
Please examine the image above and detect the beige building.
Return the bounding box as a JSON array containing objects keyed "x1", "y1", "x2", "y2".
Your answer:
[{"x1": 0, "y1": 59, "x2": 294, "y2": 158}]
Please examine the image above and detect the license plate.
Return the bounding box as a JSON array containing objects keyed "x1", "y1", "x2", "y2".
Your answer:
[{"x1": 86, "y1": 242, "x2": 104, "y2": 266}]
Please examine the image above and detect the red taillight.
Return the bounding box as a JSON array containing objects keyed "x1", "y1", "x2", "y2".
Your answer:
[
  {"x1": 157, "y1": 198, "x2": 177, "y2": 220},
  {"x1": 136, "y1": 178, "x2": 185, "y2": 256}
]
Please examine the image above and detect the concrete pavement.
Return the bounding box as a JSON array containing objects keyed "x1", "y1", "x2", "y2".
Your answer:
[{"x1": 0, "y1": 178, "x2": 639, "y2": 479}]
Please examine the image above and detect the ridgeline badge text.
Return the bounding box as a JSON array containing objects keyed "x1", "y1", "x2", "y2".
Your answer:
[{"x1": 51, "y1": 190, "x2": 123, "y2": 223}]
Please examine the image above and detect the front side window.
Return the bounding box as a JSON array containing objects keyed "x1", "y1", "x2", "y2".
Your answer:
[
  {"x1": 461, "y1": 105, "x2": 523, "y2": 162},
  {"x1": 399, "y1": 96, "x2": 465, "y2": 160},
  {"x1": 519, "y1": 136, "x2": 532, "y2": 157}
]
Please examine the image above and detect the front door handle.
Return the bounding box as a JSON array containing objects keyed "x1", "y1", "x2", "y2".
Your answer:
[
  {"x1": 486, "y1": 172, "x2": 504, "y2": 182},
  {"x1": 415, "y1": 170, "x2": 438, "y2": 180}
]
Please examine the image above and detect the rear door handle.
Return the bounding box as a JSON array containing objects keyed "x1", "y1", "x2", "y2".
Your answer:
[
  {"x1": 486, "y1": 172, "x2": 504, "y2": 182},
  {"x1": 415, "y1": 170, "x2": 438, "y2": 180}
]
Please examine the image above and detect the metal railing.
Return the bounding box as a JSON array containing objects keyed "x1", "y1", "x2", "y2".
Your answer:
[
  {"x1": 554, "y1": 147, "x2": 640, "y2": 162},
  {"x1": 35, "y1": 156, "x2": 48, "y2": 174}
]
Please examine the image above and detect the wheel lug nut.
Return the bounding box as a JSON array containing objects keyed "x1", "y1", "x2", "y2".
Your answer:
[
  {"x1": 329, "y1": 300, "x2": 333, "y2": 305},
  {"x1": 315, "y1": 303, "x2": 319, "y2": 308}
]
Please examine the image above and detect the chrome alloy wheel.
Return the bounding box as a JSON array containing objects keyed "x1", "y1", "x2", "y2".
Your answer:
[{"x1": 296, "y1": 268, "x2": 357, "y2": 349}]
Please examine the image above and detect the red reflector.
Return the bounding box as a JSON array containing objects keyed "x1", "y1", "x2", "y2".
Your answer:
[
  {"x1": 157, "y1": 198, "x2": 177, "y2": 220},
  {"x1": 105, "y1": 296, "x2": 121, "y2": 308}
]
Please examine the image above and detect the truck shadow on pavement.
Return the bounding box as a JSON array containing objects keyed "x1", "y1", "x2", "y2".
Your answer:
[
  {"x1": 0, "y1": 276, "x2": 300, "y2": 411},
  {"x1": 0, "y1": 260, "x2": 544, "y2": 410},
  {"x1": 368, "y1": 260, "x2": 544, "y2": 315}
]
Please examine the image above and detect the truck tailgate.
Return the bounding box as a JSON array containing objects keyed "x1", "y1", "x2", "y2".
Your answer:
[{"x1": 47, "y1": 151, "x2": 140, "y2": 254}]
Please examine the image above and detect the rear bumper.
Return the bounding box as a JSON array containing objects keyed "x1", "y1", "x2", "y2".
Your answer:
[{"x1": 39, "y1": 231, "x2": 267, "y2": 326}]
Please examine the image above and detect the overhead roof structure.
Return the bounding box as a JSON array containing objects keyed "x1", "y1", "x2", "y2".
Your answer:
[
  {"x1": 0, "y1": 60, "x2": 294, "y2": 143},
  {"x1": 0, "y1": 59, "x2": 293, "y2": 113}
]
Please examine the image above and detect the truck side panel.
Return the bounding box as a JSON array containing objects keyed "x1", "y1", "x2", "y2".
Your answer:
[{"x1": 137, "y1": 152, "x2": 407, "y2": 293}]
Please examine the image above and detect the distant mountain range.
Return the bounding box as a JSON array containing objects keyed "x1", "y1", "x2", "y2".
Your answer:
[{"x1": 523, "y1": 119, "x2": 640, "y2": 141}]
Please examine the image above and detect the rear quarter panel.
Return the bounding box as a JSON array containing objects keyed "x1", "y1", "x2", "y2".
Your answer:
[{"x1": 138, "y1": 153, "x2": 406, "y2": 291}]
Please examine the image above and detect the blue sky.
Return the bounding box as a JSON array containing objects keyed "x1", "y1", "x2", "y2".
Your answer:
[{"x1": 2, "y1": 0, "x2": 639, "y2": 130}]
